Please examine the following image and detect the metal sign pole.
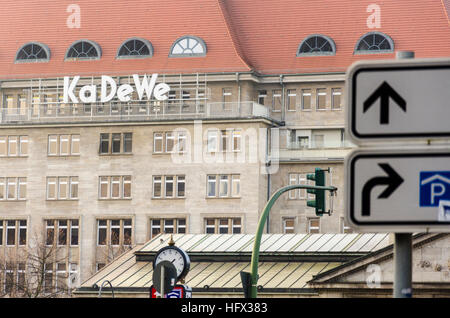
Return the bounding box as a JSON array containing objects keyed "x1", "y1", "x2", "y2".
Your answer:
[
  {"x1": 160, "y1": 265, "x2": 165, "y2": 298},
  {"x1": 393, "y1": 51, "x2": 414, "y2": 298}
]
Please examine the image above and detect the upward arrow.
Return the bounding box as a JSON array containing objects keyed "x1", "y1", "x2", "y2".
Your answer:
[{"x1": 363, "y1": 81, "x2": 407, "y2": 124}]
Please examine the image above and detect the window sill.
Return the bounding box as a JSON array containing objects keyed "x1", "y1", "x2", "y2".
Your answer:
[
  {"x1": 151, "y1": 197, "x2": 186, "y2": 200},
  {"x1": 99, "y1": 153, "x2": 133, "y2": 156},
  {"x1": 98, "y1": 198, "x2": 132, "y2": 201},
  {"x1": 206, "y1": 196, "x2": 241, "y2": 200},
  {"x1": 0, "y1": 155, "x2": 28, "y2": 158},
  {"x1": 46, "y1": 199, "x2": 79, "y2": 202},
  {"x1": 0, "y1": 199, "x2": 27, "y2": 202},
  {"x1": 48, "y1": 155, "x2": 80, "y2": 157}
]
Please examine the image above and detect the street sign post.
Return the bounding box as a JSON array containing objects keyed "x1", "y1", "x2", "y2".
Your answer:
[
  {"x1": 345, "y1": 148, "x2": 450, "y2": 232},
  {"x1": 346, "y1": 58, "x2": 450, "y2": 143},
  {"x1": 345, "y1": 53, "x2": 450, "y2": 298}
]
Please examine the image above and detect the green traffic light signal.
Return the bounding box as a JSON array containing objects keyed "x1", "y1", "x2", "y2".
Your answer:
[{"x1": 306, "y1": 168, "x2": 326, "y2": 216}]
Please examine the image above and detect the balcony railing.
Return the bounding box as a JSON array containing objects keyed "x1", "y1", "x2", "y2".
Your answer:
[
  {"x1": 277, "y1": 140, "x2": 355, "y2": 160},
  {"x1": 0, "y1": 101, "x2": 271, "y2": 124}
]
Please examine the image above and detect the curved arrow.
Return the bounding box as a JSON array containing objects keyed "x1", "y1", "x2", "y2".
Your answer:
[
  {"x1": 363, "y1": 81, "x2": 406, "y2": 124},
  {"x1": 361, "y1": 163, "x2": 404, "y2": 216}
]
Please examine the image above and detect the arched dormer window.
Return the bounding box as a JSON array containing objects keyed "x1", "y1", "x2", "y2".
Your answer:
[
  {"x1": 297, "y1": 35, "x2": 336, "y2": 56},
  {"x1": 15, "y1": 42, "x2": 50, "y2": 62},
  {"x1": 354, "y1": 32, "x2": 394, "y2": 54},
  {"x1": 169, "y1": 36, "x2": 207, "y2": 57},
  {"x1": 117, "y1": 38, "x2": 153, "y2": 59},
  {"x1": 65, "y1": 40, "x2": 101, "y2": 60}
]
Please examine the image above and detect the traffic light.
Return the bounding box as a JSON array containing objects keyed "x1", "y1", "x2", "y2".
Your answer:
[{"x1": 307, "y1": 168, "x2": 326, "y2": 216}]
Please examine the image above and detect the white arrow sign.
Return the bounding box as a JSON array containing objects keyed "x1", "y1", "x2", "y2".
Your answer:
[
  {"x1": 345, "y1": 148, "x2": 450, "y2": 232},
  {"x1": 346, "y1": 58, "x2": 450, "y2": 143}
]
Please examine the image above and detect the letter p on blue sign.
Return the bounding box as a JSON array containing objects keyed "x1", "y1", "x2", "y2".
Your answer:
[{"x1": 420, "y1": 171, "x2": 450, "y2": 207}]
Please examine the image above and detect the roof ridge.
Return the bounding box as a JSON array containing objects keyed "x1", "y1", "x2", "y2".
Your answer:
[{"x1": 216, "y1": 0, "x2": 253, "y2": 71}]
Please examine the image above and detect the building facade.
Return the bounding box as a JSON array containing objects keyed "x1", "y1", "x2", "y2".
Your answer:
[{"x1": 0, "y1": 0, "x2": 449, "y2": 293}]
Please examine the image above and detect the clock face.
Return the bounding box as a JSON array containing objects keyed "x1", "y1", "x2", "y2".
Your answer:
[{"x1": 154, "y1": 247, "x2": 188, "y2": 279}]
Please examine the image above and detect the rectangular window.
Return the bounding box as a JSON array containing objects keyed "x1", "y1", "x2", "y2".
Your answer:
[
  {"x1": 283, "y1": 218, "x2": 295, "y2": 234},
  {"x1": 151, "y1": 219, "x2": 161, "y2": 237},
  {"x1": 99, "y1": 177, "x2": 109, "y2": 199},
  {"x1": 8, "y1": 136, "x2": 18, "y2": 156},
  {"x1": 219, "y1": 175, "x2": 229, "y2": 197},
  {"x1": 221, "y1": 130, "x2": 229, "y2": 152},
  {"x1": 60, "y1": 135, "x2": 70, "y2": 156},
  {"x1": 272, "y1": 89, "x2": 282, "y2": 111},
  {"x1": 232, "y1": 130, "x2": 241, "y2": 152},
  {"x1": 288, "y1": 174, "x2": 298, "y2": 199},
  {"x1": 18, "y1": 178, "x2": 26, "y2": 200},
  {"x1": 222, "y1": 88, "x2": 232, "y2": 109},
  {"x1": 70, "y1": 220, "x2": 79, "y2": 246},
  {"x1": 7, "y1": 178, "x2": 17, "y2": 200},
  {"x1": 58, "y1": 220, "x2": 67, "y2": 246},
  {"x1": 111, "y1": 176, "x2": 121, "y2": 199},
  {"x1": 0, "y1": 221, "x2": 3, "y2": 245},
  {"x1": 308, "y1": 218, "x2": 320, "y2": 234},
  {"x1": 100, "y1": 133, "x2": 109, "y2": 154},
  {"x1": 204, "y1": 218, "x2": 242, "y2": 234},
  {"x1": 110, "y1": 220, "x2": 120, "y2": 246},
  {"x1": 47, "y1": 177, "x2": 57, "y2": 200},
  {"x1": 46, "y1": 220, "x2": 54, "y2": 246},
  {"x1": 70, "y1": 177, "x2": 78, "y2": 199},
  {"x1": 111, "y1": 133, "x2": 121, "y2": 154},
  {"x1": 153, "y1": 176, "x2": 162, "y2": 198},
  {"x1": 231, "y1": 175, "x2": 240, "y2": 197},
  {"x1": 98, "y1": 176, "x2": 131, "y2": 199},
  {"x1": 165, "y1": 132, "x2": 175, "y2": 153},
  {"x1": 219, "y1": 219, "x2": 229, "y2": 234},
  {"x1": 150, "y1": 218, "x2": 187, "y2": 238},
  {"x1": 205, "y1": 219, "x2": 216, "y2": 234},
  {"x1": 207, "y1": 174, "x2": 240, "y2": 198},
  {"x1": 123, "y1": 219, "x2": 132, "y2": 245},
  {"x1": 207, "y1": 175, "x2": 216, "y2": 197},
  {"x1": 0, "y1": 177, "x2": 4, "y2": 200},
  {"x1": 123, "y1": 176, "x2": 131, "y2": 199},
  {"x1": 316, "y1": 88, "x2": 327, "y2": 110},
  {"x1": 207, "y1": 130, "x2": 218, "y2": 153},
  {"x1": 287, "y1": 89, "x2": 297, "y2": 111},
  {"x1": 302, "y1": 89, "x2": 311, "y2": 110},
  {"x1": 177, "y1": 176, "x2": 185, "y2": 198},
  {"x1": 6, "y1": 220, "x2": 16, "y2": 246},
  {"x1": 19, "y1": 136, "x2": 28, "y2": 156},
  {"x1": 58, "y1": 177, "x2": 68, "y2": 200},
  {"x1": 48, "y1": 135, "x2": 58, "y2": 156},
  {"x1": 19, "y1": 220, "x2": 26, "y2": 245},
  {"x1": 257, "y1": 90, "x2": 267, "y2": 105},
  {"x1": 232, "y1": 218, "x2": 241, "y2": 234},
  {"x1": 71, "y1": 135, "x2": 80, "y2": 155},
  {"x1": 332, "y1": 88, "x2": 342, "y2": 110},
  {"x1": 97, "y1": 220, "x2": 107, "y2": 246},
  {"x1": 0, "y1": 136, "x2": 6, "y2": 156},
  {"x1": 177, "y1": 132, "x2": 187, "y2": 153},
  {"x1": 123, "y1": 133, "x2": 132, "y2": 153},
  {"x1": 153, "y1": 132, "x2": 163, "y2": 153},
  {"x1": 165, "y1": 176, "x2": 174, "y2": 198}
]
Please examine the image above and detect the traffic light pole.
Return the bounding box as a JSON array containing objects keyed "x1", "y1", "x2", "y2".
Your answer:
[{"x1": 248, "y1": 183, "x2": 337, "y2": 298}]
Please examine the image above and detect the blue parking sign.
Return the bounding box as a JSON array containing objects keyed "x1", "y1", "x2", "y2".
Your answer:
[{"x1": 419, "y1": 171, "x2": 450, "y2": 207}]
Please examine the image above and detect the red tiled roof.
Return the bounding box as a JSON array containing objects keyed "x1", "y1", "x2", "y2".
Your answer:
[{"x1": 0, "y1": 0, "x2": 449, "y2": 79}]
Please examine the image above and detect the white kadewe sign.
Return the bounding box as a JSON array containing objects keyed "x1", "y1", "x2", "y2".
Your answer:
[{"x1": 63, "y1": 74, "x2": 171, "y2": 104}]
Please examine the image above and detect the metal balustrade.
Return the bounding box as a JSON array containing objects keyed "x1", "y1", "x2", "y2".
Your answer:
[{"x1": 0, "y1": 101, "x2": 271, "y2": 124}]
